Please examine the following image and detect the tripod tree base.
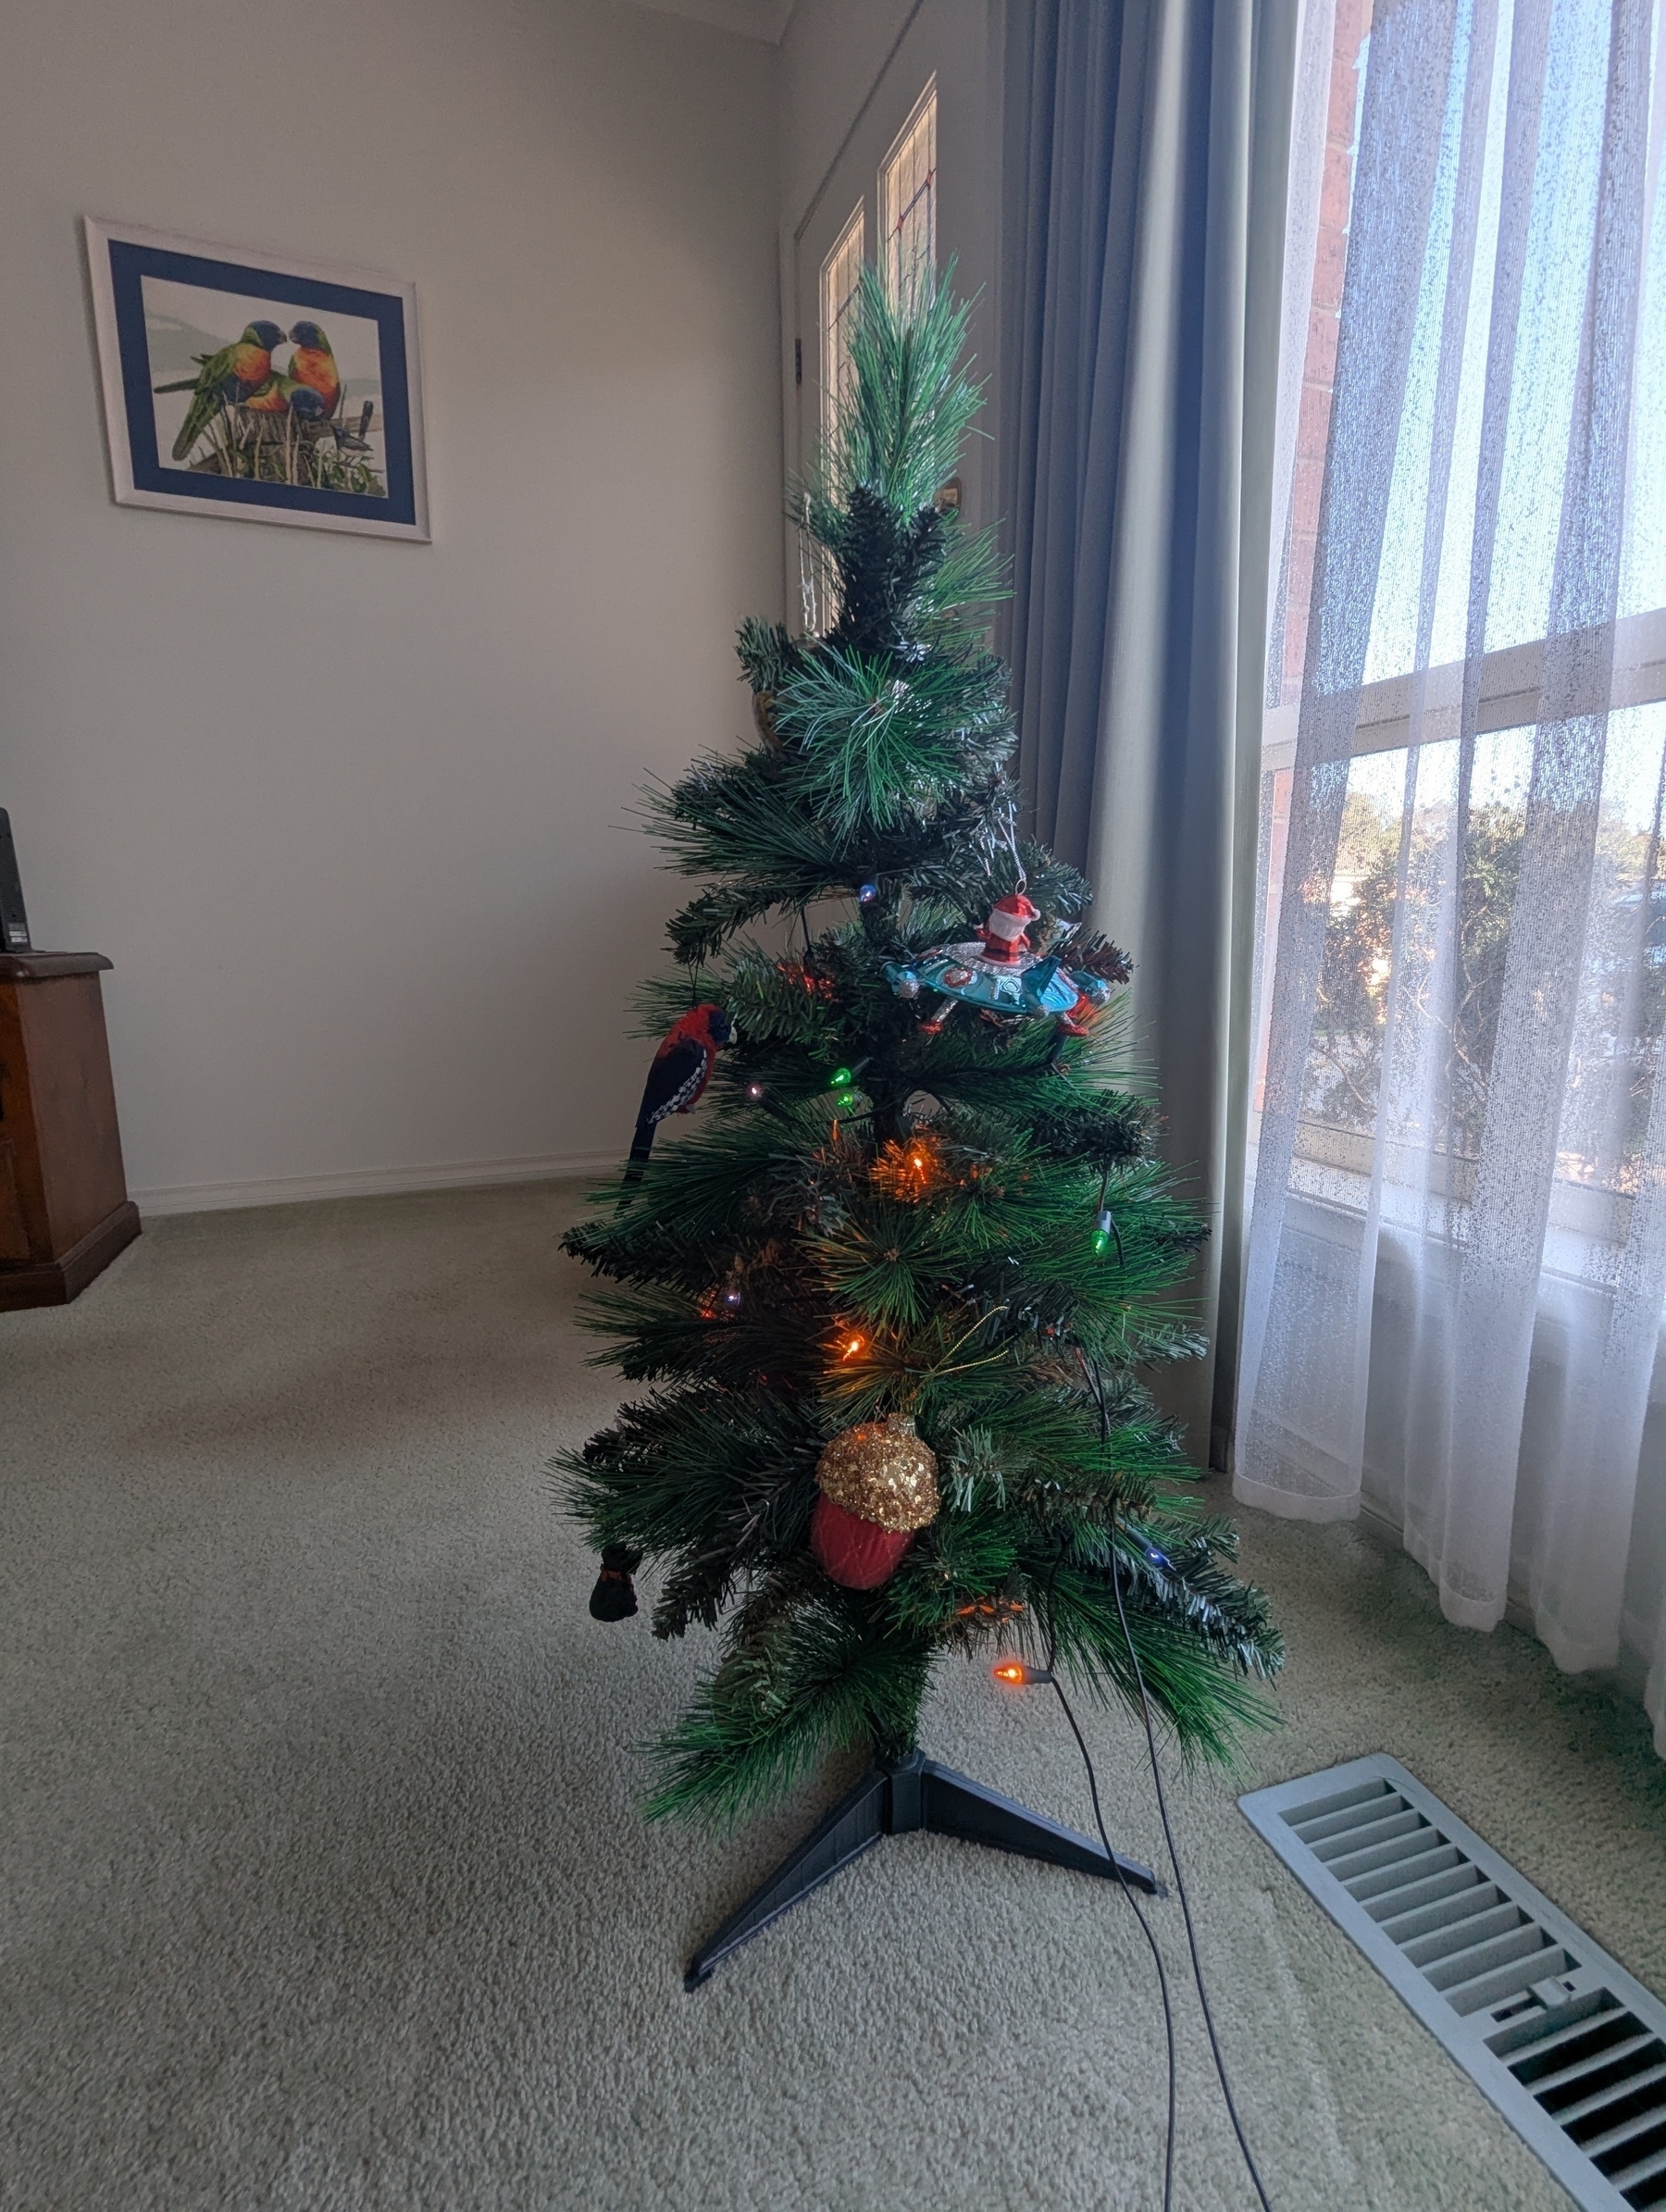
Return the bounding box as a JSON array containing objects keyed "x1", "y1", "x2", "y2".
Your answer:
[{"x1": 684, "y1": 1747, "x2": 1165, "y2": 1988}]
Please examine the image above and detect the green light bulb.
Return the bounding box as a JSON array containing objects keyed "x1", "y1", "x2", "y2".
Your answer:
[
  {"x1": 829, "y1": 1066, "x2": 852, "y2": 1088},
  {"x1": 1090, "y1": 1227, "x2": 1112, "y2": 1256}
]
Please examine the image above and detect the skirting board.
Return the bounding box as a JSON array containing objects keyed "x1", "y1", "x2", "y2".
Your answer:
[{"x1": 132, "y1": 1151, "x2": 623, "y2": 1217}]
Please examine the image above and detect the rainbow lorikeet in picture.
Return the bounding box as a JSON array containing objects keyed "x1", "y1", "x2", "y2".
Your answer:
[
  {"x1": 628, "y1": 1004, "x2": 733, "y2": 1169},
  {"x1": 240, "y1": 374, "x2": 327, "y2": 421},
  {"x1": 155, "y1": 320, "x2": 287, "y2": 460},
  {"x1": 287, "y1": 321, "x2": 342, "y2": 417}
]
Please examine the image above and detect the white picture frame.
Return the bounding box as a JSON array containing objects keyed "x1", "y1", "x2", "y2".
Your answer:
[{"x1": 84, "y1": 217, "x2": 429, "y2": 541}]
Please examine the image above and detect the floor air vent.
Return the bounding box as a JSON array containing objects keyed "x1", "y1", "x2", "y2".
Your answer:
[{"x1": 1240, "y1": 1756, "x2": 1666, "y2": 2211}]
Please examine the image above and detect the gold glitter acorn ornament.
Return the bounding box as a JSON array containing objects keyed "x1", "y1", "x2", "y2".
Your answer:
[{"x1": 811, "y1": 1415, "x2": 939, "y2": 1590}]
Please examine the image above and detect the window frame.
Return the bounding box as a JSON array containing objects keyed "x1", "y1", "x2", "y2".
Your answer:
[{"x1": 1260, "y1": 608, "x2": 1666, "y2": 778}]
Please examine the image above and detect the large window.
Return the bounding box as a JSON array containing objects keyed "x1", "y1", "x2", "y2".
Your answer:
[
  {"x1": 1237, "y1": 0, "x2": 1666, "y2": 1719},
  {"x1": 819, "y1": 201, "x2": 865, "y2": 459},
  {"x1": 879, "y1": 81, "x2": 937, "y2": 313},
  {"x1": 809, "y1": 201, "x2": 868, "y2": 633},
  {"x1": 1252, "y1": 0, "x2": 1666, "y2": 1245}
]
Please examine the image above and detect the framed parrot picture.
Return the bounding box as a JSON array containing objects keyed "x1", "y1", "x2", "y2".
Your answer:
[{"x1": 84, "y1": 218, "x2": 429, "y2": 541}]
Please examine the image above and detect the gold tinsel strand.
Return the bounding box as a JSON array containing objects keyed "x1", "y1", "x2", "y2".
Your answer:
[{"x1": 814, "y1": 1415, "x2": 940, "y2": 1532}]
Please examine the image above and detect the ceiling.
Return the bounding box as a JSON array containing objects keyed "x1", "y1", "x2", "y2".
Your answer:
[{"x1": 619, "y1": 0, "x2": 794, "y2": 42}]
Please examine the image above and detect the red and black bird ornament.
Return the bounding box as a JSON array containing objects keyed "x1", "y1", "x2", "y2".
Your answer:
[
  {"x1": 590, "y1": 1004, "x2": 734, "y2": 1617},
  {"x1": 628, "y1": 1002, "x2": 733, "y2": 1170}
]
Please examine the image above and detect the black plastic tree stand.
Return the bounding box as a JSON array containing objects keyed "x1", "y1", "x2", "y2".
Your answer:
[{"x1": 684, "y1": 1746, "x2": 1166, "y2": 1988}]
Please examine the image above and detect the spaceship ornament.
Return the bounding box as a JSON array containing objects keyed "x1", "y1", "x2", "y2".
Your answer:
[{"x1": 883, "y1": 894, "x2": 1113, "y2": 1036}]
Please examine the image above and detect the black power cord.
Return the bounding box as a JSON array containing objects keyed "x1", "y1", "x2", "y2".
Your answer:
[
  {"x1": 1041, "y1": 1573, "x2": 1178, "y2": 2212},
  {"x1": 1050, "y1": 1667, "x2": 1179, "y2": 2208},
  {"x1": 1067, "y1": 1348, "x2": 1275, "y2": 2212}
]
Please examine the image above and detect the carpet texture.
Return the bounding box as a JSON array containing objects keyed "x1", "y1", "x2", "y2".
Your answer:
[{"x1": 3, "y1": 1182, "x2": 1665, "y2": 2211}]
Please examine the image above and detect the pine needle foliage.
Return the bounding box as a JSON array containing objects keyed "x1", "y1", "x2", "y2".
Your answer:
[{"x1": 559, "y1": 267, "x2": 1280, "y2": 1828}]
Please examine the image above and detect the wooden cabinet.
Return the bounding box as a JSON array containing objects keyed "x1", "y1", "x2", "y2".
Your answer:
[{"x1": 0, "y1": 953, "x2": 139, "y2": 1310}]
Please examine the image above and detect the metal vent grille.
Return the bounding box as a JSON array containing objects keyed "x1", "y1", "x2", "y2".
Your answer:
[{"x1": 1241, "y1": 1756, "x2": 1666, "y2": 2210}]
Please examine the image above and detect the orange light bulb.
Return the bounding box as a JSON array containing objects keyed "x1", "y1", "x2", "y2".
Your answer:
[{"x1": 993, "y1": 1662, "x2": 1026, "y2": 1683}]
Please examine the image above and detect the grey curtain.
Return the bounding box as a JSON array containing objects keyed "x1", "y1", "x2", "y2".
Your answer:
[{"x1": 1000, "y1": 0, "x2": 1299, "y2": 1463}]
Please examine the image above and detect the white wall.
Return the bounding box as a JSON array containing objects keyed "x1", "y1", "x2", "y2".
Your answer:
[
  {"x1": 779, "y1": 0, "x2": 924, "y2": 228},
  {"x1": 0, "y1": 0, "x2": 781, "y2": 1208}
]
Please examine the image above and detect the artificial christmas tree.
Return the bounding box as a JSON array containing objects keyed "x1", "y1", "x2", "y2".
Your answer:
[{"x1": 560, "y1": 269, "x2": 1280, "y2": 1970}]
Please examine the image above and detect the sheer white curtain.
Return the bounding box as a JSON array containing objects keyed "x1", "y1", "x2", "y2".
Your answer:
[{"x1": 1237, "y1": 0, "x2": 1666, "y2": 1753}]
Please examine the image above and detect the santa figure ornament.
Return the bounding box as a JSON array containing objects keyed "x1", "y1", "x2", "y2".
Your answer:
[
  {"x1": 977, "y1": 892, "x2": 1039, "y2": 962},
  {"x1": 811, "y1": 1415, "x2": 940, "y2": 1589}
]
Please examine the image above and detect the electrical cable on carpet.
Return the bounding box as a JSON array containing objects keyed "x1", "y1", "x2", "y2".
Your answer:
[
  {"x1": 1038, "y1": 1541, "x2": 1177, "y2": 2209},
  {"x1": 1068, "y1": 1347, "x2": 1275, "y2": 2212},
  {"x1": 1046, "y1": 1647, "x2": 1178, "y2": 2208}
]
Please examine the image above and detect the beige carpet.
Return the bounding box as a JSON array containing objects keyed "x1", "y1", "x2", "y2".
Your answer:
[{"x1": 3, "y1": 1183, "x2": 1664, "y2": 2211}]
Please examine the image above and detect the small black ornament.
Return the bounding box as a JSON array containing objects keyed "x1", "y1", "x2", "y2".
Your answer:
[{"x1": 589, "y1": 1543, "x2": 643, "y2": 1621}]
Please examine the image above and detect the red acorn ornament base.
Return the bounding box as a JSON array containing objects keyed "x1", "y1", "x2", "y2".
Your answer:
[
  {"x1": 811, "y1": 1491, "x2": 917, "y2": 1590},
  {"x1": 810, "y1": 1415, "x2": 940, "y2": 1591}
]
